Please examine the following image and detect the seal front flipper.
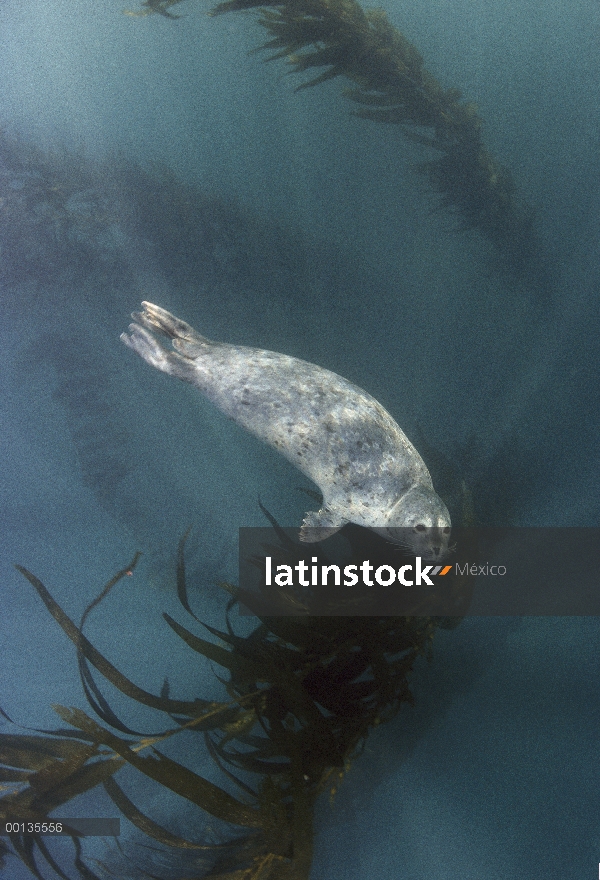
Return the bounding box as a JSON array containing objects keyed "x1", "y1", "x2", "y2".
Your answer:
[{"x1": 299, "y1": 507, "x2": 347, "y2": 543}]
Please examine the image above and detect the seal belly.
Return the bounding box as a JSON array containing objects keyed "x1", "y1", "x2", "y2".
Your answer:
[{"x1": 189, "y1": 347, "x2": 428, "y2": 511}]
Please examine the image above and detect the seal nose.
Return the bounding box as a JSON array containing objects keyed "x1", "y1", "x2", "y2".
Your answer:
[{"x1": 432, "y1": 546, "x2": 440, "y2": 557}]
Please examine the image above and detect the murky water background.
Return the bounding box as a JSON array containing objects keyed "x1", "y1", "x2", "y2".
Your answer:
[{"x1": 0, "y1": 0, "x2": 599, "y2": 876}]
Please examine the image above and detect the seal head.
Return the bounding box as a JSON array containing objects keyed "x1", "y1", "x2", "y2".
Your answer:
[{"x1": 372, "y1": 486, "x2": 451, "y2": 559}]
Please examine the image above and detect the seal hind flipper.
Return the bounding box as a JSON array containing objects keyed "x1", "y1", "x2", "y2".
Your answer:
[
  {"x1": 134, "y1": 302, "x2": 212, "y2": 357},
  {"x1": 120, "y1": 323, "x2": 199, "y2": 382},
  {"x1": 299, "y1": 507, "x2": 347, "y2": 543}
]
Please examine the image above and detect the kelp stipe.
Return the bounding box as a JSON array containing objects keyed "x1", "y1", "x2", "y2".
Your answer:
[
  {"x1": 1, "y1": 515, "x2": 469, "y2": 879},
  {"x1": 128, "y1": 0, "x2": 556, "y2": 293}
]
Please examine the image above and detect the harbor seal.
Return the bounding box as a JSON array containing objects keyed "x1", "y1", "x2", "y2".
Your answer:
[{"x1": 121, "y1": 302, "x2": 451, "y2": 560}]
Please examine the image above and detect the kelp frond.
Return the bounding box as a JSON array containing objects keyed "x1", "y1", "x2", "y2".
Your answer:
[
  {"x1": 219, "y1": 0, "x2": 546, "y2": 280},
  {"x1": 2, "y1": 520, "x2": 452, "y2": 879},
  {"x1": 123, "y1": 0, "x2": 185, "y2": 18},
  {"x1": 129, "y1": 0, "x2": 553, "y2": 288}
]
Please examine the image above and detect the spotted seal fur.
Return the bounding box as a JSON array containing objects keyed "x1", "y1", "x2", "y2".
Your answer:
[{"x1": 121, "y1": 302, "x2": 451, "y2": 559}]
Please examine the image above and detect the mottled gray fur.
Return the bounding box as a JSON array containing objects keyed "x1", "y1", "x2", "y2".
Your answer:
[{"x1": 121, "y1": 302, "x2": 451, "y2": 559}]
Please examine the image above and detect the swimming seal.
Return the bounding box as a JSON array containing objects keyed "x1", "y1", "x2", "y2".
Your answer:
[{"x1": 121, "y1": 302, "x2": 451, "y2": 560}]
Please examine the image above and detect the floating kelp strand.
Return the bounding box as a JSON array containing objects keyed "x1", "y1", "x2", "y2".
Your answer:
[
  {"x1": 197, "y1": 0, "x2": 552, "y2": 286},
  {"x1": 4, "y1": 516, "x2": 460, "y2": 879},
  {"x1": 52, "y1": 705, "x2": 264, "y2": 829},
  {"x1": 102, "y1": 776, "x2": 220, "y2": 850},
  {"x1": 0, "y1": 729, "x2": 123, "y2": 880},
  {"x1": 15, "y1": 564, "x2": 229, "y2": 719}
]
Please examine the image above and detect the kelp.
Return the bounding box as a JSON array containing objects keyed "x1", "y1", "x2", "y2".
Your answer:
[
  {"x1": 1, "y1": 516, "x2": 471, "y2": 879},
  {"x1": 128, "y1": 0, "x2": 553, "y2": 289},
  {"x1": 0, "y1": 135, "x2": 321, "y2": 293},
  {"x1": 0, "y1": 133, "x2": 130, "y2": 285},
  {"x1": 124, "y1": 0, "x2": 186, "y2": 16}
]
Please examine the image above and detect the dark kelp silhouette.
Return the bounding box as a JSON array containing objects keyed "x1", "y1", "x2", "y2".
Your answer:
[
  {"x1": 127, "y1": 0, "x2": 555, "y2": 292},
  {"x1": 1, "y1": 509, "x2": 473, "y2": 878},
  {"x1": 0, "y1": 133, "x2": 364, "y2": 308},
  {"x1": 0, "y1": 134, "x2": 127, "y2": 285}
]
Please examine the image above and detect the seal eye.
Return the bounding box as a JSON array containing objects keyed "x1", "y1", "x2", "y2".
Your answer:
[
  {"x1": 414, "y1": 524, "x2": 427, "y2": 532},
  {"x1": 443, "y1": 527, "x2": 451, "y2": 534}
]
